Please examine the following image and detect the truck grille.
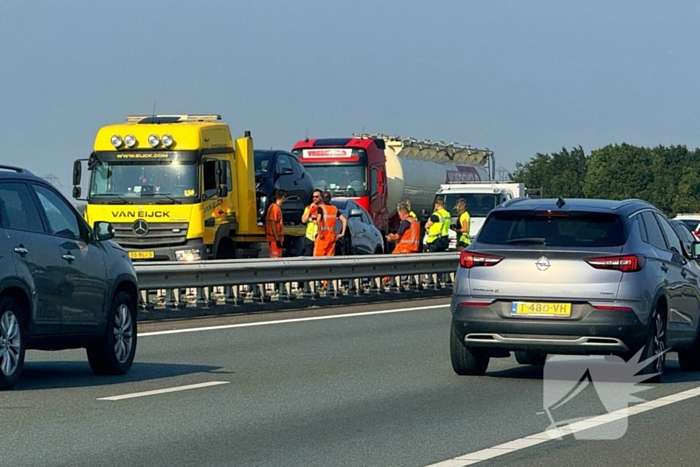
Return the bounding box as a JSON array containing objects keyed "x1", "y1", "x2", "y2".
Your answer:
[{"x1": 113, "y1": 222, "x2": 189, "y2": 247}]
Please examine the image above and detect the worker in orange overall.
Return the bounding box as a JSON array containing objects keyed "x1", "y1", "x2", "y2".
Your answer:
[
  {"x1": 384, "y1": 204, "x2": 420, "y2": 284},
  {"x1": 265, "y1": 189, "x2": 286, "y2": 258},
  {"x1": 313, "y1": 191, "x2": 347, "y2": 257}
]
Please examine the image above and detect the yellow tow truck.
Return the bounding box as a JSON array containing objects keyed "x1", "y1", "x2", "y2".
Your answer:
[{"x1": 72, "y1": 114, "x2": 305, "y2": 261}]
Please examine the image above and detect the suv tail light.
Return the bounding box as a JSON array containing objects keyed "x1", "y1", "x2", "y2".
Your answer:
[
  {"x1": 460, "y1": 251, "x2": 504, "y2": 269},
  {"x1": 584, "y1": 254, "x2": 645, "y2": 272}
]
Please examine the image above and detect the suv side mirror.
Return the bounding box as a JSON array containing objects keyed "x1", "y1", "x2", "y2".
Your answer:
[
  {"x1": 349, "y1": 209, "x2": 363, "y2": 218},
  {"x1": 93, "y1": 221, "x2": 114, "y2": 241}
]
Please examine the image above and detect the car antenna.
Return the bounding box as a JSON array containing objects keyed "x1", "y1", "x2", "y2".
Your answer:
[
  {"x1": 304, "y1": 128, "x2": 309, "y2": 142},
  {"x1": 556, "y1": 197, "x2": 566, "y2": 208},
  {"x1": 152, "y1": 100, "x2": 157, "y2": 123}
]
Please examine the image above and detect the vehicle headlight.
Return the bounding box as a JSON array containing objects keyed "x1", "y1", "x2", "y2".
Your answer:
[
  {"x1": 110, "y1": 135, "x2": 123, "y2": 148},
  {"x1": 124, "y1": 134, "x2": 137, "y2": 148},
  {"x1": 148, "y1": 134, "x2": 160, "y2": 148},
  {"x1": 162, "y1": 134, "x2": 174, "y2": 147},
  {"x1": 175, "y1": 249, "x2": 202, "y2": 261}
]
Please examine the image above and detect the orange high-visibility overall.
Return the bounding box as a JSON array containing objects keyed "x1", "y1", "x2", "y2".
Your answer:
[
  {"x1": 313, "y1": 204, "x2": 339, "y2": 257},
  {"x1": 392, "y1": 217, "x2": 420, "y2": 254},
  {"x1": 265, "y1": 203, "x2": 284, "y2": 258}
]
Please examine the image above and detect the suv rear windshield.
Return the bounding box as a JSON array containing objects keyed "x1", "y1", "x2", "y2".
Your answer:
[{"x1": 478, "y1": 210, "x2": 627, "y2": 247}]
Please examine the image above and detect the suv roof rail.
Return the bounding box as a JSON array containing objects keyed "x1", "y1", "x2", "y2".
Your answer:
[
  {"x1": 0, "y1": 165, "x2": 32, "y2": 175},
  {"x1": 126, "y1": 114, "x2": 222, "y2": 123}
]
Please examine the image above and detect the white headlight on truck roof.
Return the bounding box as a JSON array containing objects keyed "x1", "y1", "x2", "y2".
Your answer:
[
  {"x1": 124, "y1": 134, "x2": 137, "y2": 148},
  {"x1": 161, "y1": 134, "x2": 174, "y2": 147},
  {"x1": 148, "y1": 134, "x2": 160, "y2": 148},
  {"x1": 110, "y1": 135, "x2": 123, "y2": 148}
]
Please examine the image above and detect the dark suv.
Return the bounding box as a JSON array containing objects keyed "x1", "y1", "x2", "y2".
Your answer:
[
  {"x1": 451, "y1": 197, "x2": 700, "y2": 381},
  {"x1": 254, "y1": 150, "x2": 314, "y2": 224},
  {"x1": 0, "y1": 165, "x2": 138, "y2": 390}
]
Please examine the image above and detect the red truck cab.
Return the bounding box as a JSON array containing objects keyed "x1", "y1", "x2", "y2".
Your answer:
[{"x1": 291, "y1": 137, "x2": 390, "y2": 234}]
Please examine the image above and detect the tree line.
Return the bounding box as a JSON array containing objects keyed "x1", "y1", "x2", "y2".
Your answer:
[{"x1": 509, "y1": 144, "x2": 700, "y2": 217}]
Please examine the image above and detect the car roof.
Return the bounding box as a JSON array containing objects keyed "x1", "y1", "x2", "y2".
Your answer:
[
  {"x1": 0, "y1": 165, "x2": 43, "y2": 182},
  {"x1": 496, "y1": 197, "x2": 656, "y2": 216},
  {"x1": 330, "y1": 199, "x2": 351, "y2": 210}
]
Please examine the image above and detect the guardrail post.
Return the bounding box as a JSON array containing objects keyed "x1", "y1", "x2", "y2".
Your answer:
[{"x1": 195, "y1": 287, "x2": 208, "y2": 308}]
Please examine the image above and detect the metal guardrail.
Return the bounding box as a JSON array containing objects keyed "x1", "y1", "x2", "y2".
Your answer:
[{"x1": 134, "y1": 253, "x2": 460, "y2": 310}]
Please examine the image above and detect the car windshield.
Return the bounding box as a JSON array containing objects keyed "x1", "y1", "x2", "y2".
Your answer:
[
  {"x1": 89, "y1": 161, "x2": 198, "y2": 200},
  {"x1": 303, "y1": 164, "x2": 368, "y2": 197},
  {"x1": 478, "y1": 210, "x2": 627, "y2": 247},
  {"x1": 254, "y1": 152, "x2": 272, "y2": 176},
  {"x1": 438, "y1": 193, "x2": 499, "y2": 217},
  {"x1": 678, "y1": 219, "x2": 700, "y2": 231}
]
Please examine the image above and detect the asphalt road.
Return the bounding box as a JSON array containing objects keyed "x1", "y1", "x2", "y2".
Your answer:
[{"x1": 3, "y1": 298, "x2": 700, "y2": 467}]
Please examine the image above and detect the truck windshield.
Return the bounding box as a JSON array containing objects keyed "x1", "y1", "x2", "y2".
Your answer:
[
  {"x1": 303, "y1": 164, "x2": 369, "y2": 197},
  {"x1": 89, "y1": 161, "x2": 198, "y2": 201},
  {"x1": 437, "y1": 193, "x2": 499, "y2": 217}
]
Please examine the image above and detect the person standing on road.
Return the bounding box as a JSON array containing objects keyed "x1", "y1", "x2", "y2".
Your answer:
[
  {"x1": 453, "y1": 198, "x2": 471, "y2": 251},
  {"x1": 384, "y1": 204, "x2": 420, "y2": 284},
  {"x1": 265, "y1": 189, "x2": 286, "y2": 258},
  {"x1": 424, "y1": 197, "x2": 451, "y2": 252},
  {"x1": 313, "y1": 191, "x2": 347, "y2": 257},
  {"x1": 301, "y1": 189, "x2": 323, "y2": 256},
  {"x1": 386, "y1": 204, "x2": 420, "y2": 254}
]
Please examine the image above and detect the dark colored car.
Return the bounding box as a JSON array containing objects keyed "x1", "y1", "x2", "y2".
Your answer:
[
  {"x1": 670, "y1": 219, "x2": 696, "y2": 257},
  {"x1": 0, "y1": 165, "x2": 139, "y2": 390},
  {"x1": 450, "y1": 197, "x2": 700, "y2": 382},
  {"x1": 330, "y1": 199, "x2": 384, "y2": 255},
  {"x1": 254, "y1": 150, "x2": 314, "y2": 224}
]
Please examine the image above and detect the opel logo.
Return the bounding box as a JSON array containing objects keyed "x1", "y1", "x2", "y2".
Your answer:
[
  {"x1": 535, "y1": 256, "x2": 551, "y2": 271},
  {"x1": 133, "y1": 219, "x2": 149, "y2": 237}
]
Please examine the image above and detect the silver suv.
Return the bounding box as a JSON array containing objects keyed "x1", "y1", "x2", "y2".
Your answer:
[
  {"x1": 0, "y1": 165, "x2": 139, "y2": 390},
  {"x1": 450, "y1": 197, "x2": 700, "y2": 381}
]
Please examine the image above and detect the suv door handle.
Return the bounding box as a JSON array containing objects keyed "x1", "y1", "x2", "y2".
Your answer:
[
  {"x1": 62, "y1": 254, "x2": 76, "y2": 262},
  {"x1": 661, "y1": 264, "x2": 669, "y2": 273},
  {"x1": 682, "y1": 269, "x2": 688, "y2": 278},
  {"x1": 13, "y1": 246, "x2": 29, "y2": 255}
]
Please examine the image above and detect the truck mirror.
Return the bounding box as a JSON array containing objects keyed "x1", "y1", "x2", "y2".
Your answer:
[
  {"x1": 72, "y1": 186, "x2": 82, "y2": 199},
  {"x1": 73, "y1": 160, "x2": 82, "y2": 186},
  {"x1": 217, "y1": 185, "x2": 229, "y2": 197}
]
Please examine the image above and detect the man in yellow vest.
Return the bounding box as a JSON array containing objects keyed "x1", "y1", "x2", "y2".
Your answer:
[
  {"x1": 301, "y1": 189, "x2": 322, "y2": 256},
  {"x1": 424, "y1": 197, "x2": 451, "y2": 252},
  {"x1": 452, "y1": 197, "x2": 471, "y2": 251}
]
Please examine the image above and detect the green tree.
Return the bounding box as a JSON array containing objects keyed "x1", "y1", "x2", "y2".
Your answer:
[
  {"x1": 582, "y1": 144, "x2": 655, "y2": 201},
  {"x1": 510, "y1": 146, "x2": 587, "y2": 198}
]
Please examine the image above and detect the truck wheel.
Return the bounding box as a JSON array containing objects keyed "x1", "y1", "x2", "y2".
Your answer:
[
  {"x1": 450, "y1": 322, "x2": 489, "y2": 376},
  {"x1": 0, "y1": 297, "x2": 26, "y2": 390},
  {"x1": 87, "y1": 291, "x2": 137, "y2": 376},
  {"x1": 514, "y1": 351, "x2": 547, "y2": 366}
]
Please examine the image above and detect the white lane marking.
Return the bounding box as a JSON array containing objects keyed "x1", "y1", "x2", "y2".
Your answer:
[
  {"x1": 138, "y1": 304, "x2": 450, "y2": 337},
  {"x1": 425, "y1": 385, "x2": 700, "y2": 466},
  {"x1": 97, "y1": 381, "x2": 230, "y2": 401}
]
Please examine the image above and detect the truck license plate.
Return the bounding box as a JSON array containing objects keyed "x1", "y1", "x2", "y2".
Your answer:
[{"x1": 128, "y1": 251, "x2": 155, "y2": 259}]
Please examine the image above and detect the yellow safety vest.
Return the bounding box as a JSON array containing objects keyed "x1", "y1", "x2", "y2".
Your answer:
[
  {"x1": 303, "y1": 206, "x2": 318, "y2": 241},
  {"x1": 427, "y1": 208, "x2": 450, "y2": 243},
  {"x1": 459, "y1": 212, "x2": 471, "y2": 244}
]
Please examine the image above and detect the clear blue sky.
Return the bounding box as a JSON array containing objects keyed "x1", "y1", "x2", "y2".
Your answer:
[{"x1": 2, "y1": 0, "x2": 699, "y2": 195}]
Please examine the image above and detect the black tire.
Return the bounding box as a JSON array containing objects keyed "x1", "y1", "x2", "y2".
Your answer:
[
  {"x1": 0, "y1": 297, "x2": 26, "y2": 390},
  {"x1": 450, "y1": 322, "x2": 489, "y2": 376},
  {"x1": 87, "y1": 291, "x2": 137, "y2": 376},
  {"x1": 638, "y1": 305, "x2": 667, "y2": 383},
  {"x1": 679, "y1": 331, "x2": 700, "y2": 371},
  {"x1": 514, "y1": 350, "x2": 547, "y2": 366}
]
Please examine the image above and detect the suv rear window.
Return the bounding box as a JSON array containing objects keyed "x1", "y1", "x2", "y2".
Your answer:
[{"x1": 478, "y1": 210, "x2": 627, "y2": 247}]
